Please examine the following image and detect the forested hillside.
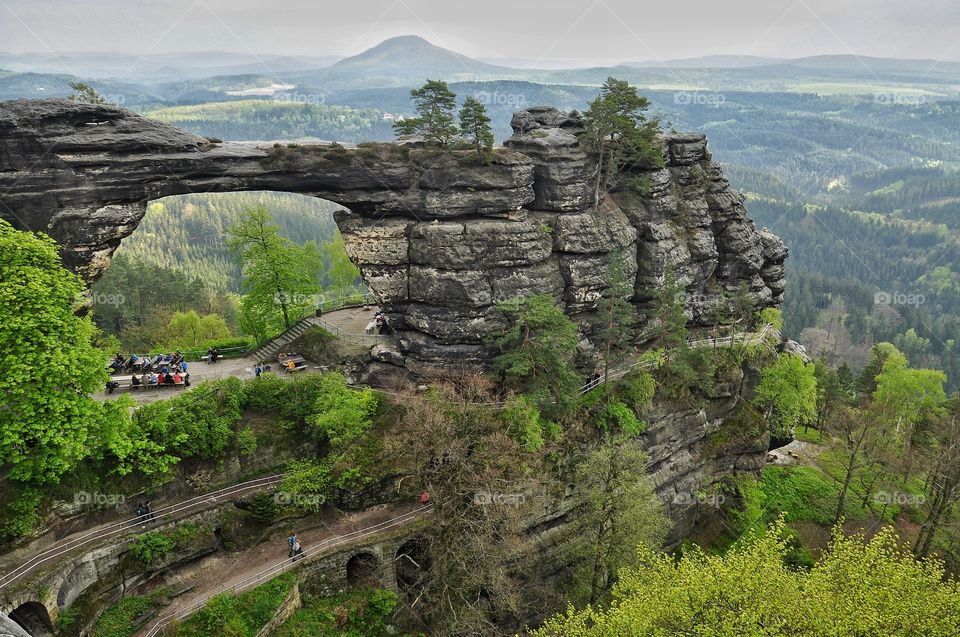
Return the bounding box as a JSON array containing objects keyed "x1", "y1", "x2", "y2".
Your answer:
[
  {"x1": 114, "y1": 191, "x2": 344, "y2": 292},
  {"x1": 90, "y1": 191, "x2": 363, "y2": 351}
]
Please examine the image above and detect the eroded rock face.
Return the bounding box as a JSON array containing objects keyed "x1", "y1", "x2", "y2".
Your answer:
[{"x1": 0, "y1": 99, "x2": 786, "y2": 375}]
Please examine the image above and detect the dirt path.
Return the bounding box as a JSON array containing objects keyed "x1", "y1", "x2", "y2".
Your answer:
[{"x1": 135, "y1": 501, "x2": 424, "y2": 636}]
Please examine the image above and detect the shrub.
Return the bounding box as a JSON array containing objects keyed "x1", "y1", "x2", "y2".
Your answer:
[
  {"x1": 501, "y1": 395, "x2": 549, "y2": 452},
  {"x1": 234, "y1": 427, "x2": 258, "y2": 455},
  {"x1": 1, "y1": 486, "x2": 42, "y2": 541},
  {"x1": 129, "y1": 531, "x2": 174, "y2": 564},
  {"x1": 597, "y1": 400, "x2": 645, "y2": 435},
  {"x1": 757, "y1": 307, "x2": 784, "y2": 331}
]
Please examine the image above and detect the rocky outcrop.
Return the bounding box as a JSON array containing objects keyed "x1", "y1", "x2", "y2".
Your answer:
[{"x1": 0, "y1": 99, "x2": 786, "y2": 375}]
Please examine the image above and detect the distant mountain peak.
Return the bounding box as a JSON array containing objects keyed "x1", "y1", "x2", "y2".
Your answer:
[{"x1": 327, "y1": 35, "x2": 510, "y2": 84}]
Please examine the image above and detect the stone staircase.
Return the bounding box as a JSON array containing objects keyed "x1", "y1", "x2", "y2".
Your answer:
[{"x1": 248, "y1": 315, "x2": 323, "y2": 363}]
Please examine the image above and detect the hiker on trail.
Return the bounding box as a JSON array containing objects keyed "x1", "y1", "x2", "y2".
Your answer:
[
  {"x1": 292, "y1": 537, "x2": 302, "y2": 560},
  {"x1": 254, "y1": 364, "x2": 262, "y2": 378},
  {"x1": 288, "y1": 533, "x2": 297, "y2": 558},
  {"x1": 136, "y1": 502, "x2": 147, "y2": 525},
  {"x1": 420, "y1": 491, "x2": 430, "y2": 505},
  {"x1": 144, "y1": 501, "x2": 154, "y2": 521}
]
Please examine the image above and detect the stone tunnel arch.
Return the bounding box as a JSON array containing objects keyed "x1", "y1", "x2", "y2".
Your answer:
[
  {"x1": 394, "y1": 537, "x2": 431, "y2": 602},
  {"x1": 345, "y1": 550, "x2": 383, "y2": 588},
  {"x1": 8, "y1": 602, "x2": 53, "y2": 637}
]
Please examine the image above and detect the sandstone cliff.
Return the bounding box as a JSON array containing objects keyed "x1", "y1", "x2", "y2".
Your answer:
[{"x1": 0, "y1": 99, "x2": 785, "y2": 377}]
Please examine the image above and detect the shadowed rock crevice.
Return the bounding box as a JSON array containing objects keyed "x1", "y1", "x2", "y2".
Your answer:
[{"x1": 0, "y1": 99, "x2": 786, "y2": 376}]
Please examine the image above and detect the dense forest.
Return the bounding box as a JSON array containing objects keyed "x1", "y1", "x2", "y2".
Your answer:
[{"x1": 90, "y1": 191, "x2": 363, "y2": 351}]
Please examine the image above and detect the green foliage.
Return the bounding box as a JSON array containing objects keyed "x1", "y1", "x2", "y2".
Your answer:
[
  {"x1": 129, "y1": 531, "x2": 175, "y2": 564},
  {"x1": 582, "y1": 77, "x2": 662, "y2": 209},
  {"x1": 173, "y1": 572, "x2": 297, "y2": 637},
  {"x1": 534, "y1": 520, "x2": 960, "y2": 636},
  {"x1": 565, "y1": 438, "x2": 669, "y2": 604},
  {"x1": 0, "y1": 220, "x2": 108, "y2": 485},
  {"x1": 873, "y1": 348, "x2": 947, "y2": 446},
  {"x1": 89, "y1": 589, "x2": 171, "y2": 637},
  {"x1": 246, "y1": 491, "x2": 281, "y2": 523},
  {"x1": 596, "y1": 401, "x2": 644, "y2": 436},
  {"x1": 99, "y1": 377, "x2": 245, "y2": 479},
  {"x1": 159, "y1": 310, "x2": 232, "y2": 350},
  {"x1": 1, "y1": 486, "x2": 42, "y2": 540},
  {"x1": 593, "y1": 250, "x2": 637, "y2": 388},
  {"x1": 501, "y1": 395, "x2": 551, "y2": 451},
  {"x1": 754, "y1": 353, "x2": 818, "y2": 437},
  {"x1": 272, "y1": 587, "x2": 399, "y2": 637},
  {"x1": 490, "y1": 294, "x2": 581, "y2": 418},
  {"x1": 757, "y1": 307, "x2": 784, "y2": 331},
  {"x1": 68, "y1": 81, "x2": 106, "y2": 103},
  {"x1": 308, "y1": 373, "x2": 378, "y2": 449},
  {"x1": 234, "y1": 426, "x2": 258, "y2": 455},
  {"x1": 228, "y1": 206, "x2": 325, "y2": 340},
  {"x1": 281, "y1": 460, "x2": 333, "y2": 513},
  {"x1": 733, "y1": 466, "x2": 863, "y2": 536},
  {"x1": 393, "y1": 79, "x2": 458, "y2": 145},
  {"x1": 615, "y1": 368, "x2": 657, "y2": 412},
  {"x1": 458, "y1": 96, "x2": 494, "y2": 157}
]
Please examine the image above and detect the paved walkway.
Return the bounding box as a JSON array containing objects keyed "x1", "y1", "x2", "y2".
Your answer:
[{"x1": 138, "y1": 502, "x2": 428, "y2": 637}]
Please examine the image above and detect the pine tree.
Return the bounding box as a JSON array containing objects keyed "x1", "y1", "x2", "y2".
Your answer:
[
  {"x1": 582, "y1": 77, "x2": 662, "y2": 210},
  {"x1": 458, "y1": 96, "x2": 494, "y2": 158},
  {"x1": 393, "y1": 79, "x2": 458, "y2": 146}
]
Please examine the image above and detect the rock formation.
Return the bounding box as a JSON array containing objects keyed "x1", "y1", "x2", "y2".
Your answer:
[{"x1": 0, "y1": 99, "x2": 786, "y2": 378}]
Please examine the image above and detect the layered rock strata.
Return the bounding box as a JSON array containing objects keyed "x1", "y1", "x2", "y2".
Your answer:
[{"x1": 0, "y1": 99, "x2": 786, "y2": 374}]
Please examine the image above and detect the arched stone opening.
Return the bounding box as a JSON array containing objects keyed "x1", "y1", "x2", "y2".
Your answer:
[
  {"x1": 345, "y1": 551, "x2": 382, "y2": 588},
  {"x1": 395, "y1": 537, "x2": 431, "y2": 602},
  {"x1": 8, "y1": 602, "x2": 53, "y2": 637}
]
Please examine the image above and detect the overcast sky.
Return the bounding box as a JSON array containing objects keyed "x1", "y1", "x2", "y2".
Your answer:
[{"x1": 2, "y1": 0, "x2": 960, "y2": 65}]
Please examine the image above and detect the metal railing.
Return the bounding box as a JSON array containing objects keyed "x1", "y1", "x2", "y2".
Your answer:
[
  {"x1": 0, "y1": 474, "x2": 286, "y2": 590},
  {"x1": 143, "y1": 504, "x2": 432, "y2": 637}
]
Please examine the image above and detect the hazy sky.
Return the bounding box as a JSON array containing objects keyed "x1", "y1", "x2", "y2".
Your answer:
[{"x1": 2, "y1": 0, "x2": 960, "y2": 65}]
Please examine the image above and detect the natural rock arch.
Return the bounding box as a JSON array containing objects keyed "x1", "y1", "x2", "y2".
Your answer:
[
  {"x1": 0, "y1": 99, "x2": 787, "y2": 377},
  {"x1": 345, "y1": 551, "x2": 382, "y2": 588},
  {"x1": 7, "y1": 602, "x2": 52, "y2": 637}
]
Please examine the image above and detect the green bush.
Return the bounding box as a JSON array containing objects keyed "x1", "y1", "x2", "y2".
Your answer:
[
  {"x1": 501, "y1": 395, "x2": 549, "y2": 452},
  {"x1": 90, "y1": 589, "x2": 171, "y2": 637},
  {"x1": 129, "y1": 531, "x2": 175, "y2": 564},
  {"x1": 174, "y1": 572, "x2": 296, "y2": 637},
  {"x1": 273, "y1": 588, "x2": 399, "y2": 637},
  {"x1": 1, "y1": 486, "x2": 42, "y2": 541},
  {"x1": 757, "y1": 307, "x2": 784, "y2": 331},
  {"x1": 234, "y1": 427, "x2": 258, "y2": 455},
  {"x1": 597, "y1": 400, "x2": 645, "y2": 435},
  {"x1": 247, "y1": 491, "x2": 281, "y2": 523}
]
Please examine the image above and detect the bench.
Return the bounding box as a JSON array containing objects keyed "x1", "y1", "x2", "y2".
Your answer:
[{"x1": 278, "y1": 355, "x2": 308, "y2": 373}]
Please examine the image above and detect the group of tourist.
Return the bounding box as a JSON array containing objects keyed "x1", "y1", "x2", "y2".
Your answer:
[{"x1": 104, "y1": 352, "x2": 191, "y2": 392}]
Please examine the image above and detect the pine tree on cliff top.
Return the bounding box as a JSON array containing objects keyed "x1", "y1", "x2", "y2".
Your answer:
[{"x1": 393, "y1": 79, "x2": 459, "y2": 146}]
